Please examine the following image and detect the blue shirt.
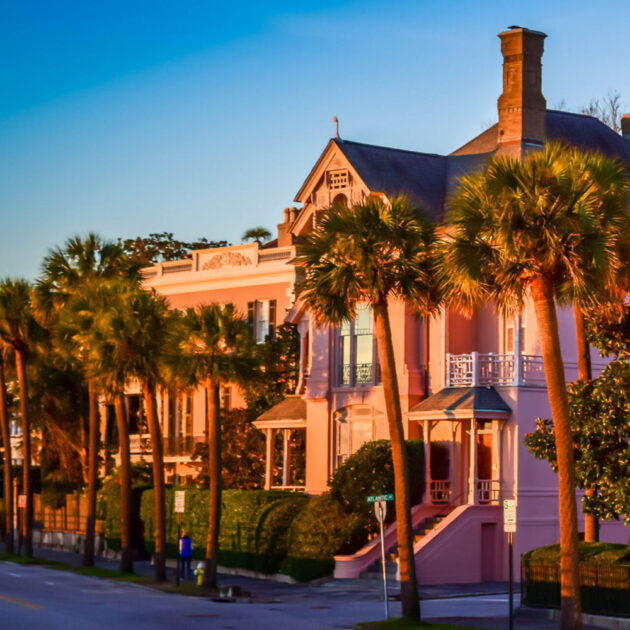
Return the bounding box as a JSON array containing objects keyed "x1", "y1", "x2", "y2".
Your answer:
[{"x1": 179, "y1": 536, "x2": 192, "y2": 557}]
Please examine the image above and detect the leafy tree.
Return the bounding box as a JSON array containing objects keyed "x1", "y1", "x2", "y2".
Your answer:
[
  {"x1": 443, "y1": 142, "x2": 630, "y2": 630},
  {"x1": 525, "y1": 360, "x2": 630, "y2": 524},
  {"x1": 244, "y1": 324, "x2": 299, "y2": 418},
  {"x1": 190, "y1": 408, "x2": 266, "y2": 490},
  {"x1": 298, "y1": 196, "x2": 439, "y2": 621},
  {"x1": 242, "y1": 227, "x2": 272, "y2": 245},
  {"x1": 120, "y1": 232, "x2": 229, "y2": 266},
  {"x1": 167, "y1": 303, "x2": 257, "y2": 588}
]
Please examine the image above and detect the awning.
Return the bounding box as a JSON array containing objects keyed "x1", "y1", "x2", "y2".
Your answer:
[
  {"x1": 407, "y1": 386, "x2": 512, "y2": 421},
  {"x1": 253, "y1": 395, "x2": 307, "y2": 430}
]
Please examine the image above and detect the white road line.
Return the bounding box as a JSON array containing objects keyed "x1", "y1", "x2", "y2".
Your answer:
[{"x1": 7, "y1": 572, "x2": 21, "y2": 578}]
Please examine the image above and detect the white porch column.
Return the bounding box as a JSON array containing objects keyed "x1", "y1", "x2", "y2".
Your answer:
[
  {"x1": 264, "y1": 429, "x2": 274, "y2": 490},
  {"x1": 423, "y1": 421, "x2": 432, "y2": 504},
  {"x1": 513, "y1": 313, "x2": 523, "y2": 386},
  {"x1": 282, "y1": 429, "x2": 290, "y2": 487},
  {"x1": 468, "y1": 418, "x2": 477, "y2": 505},
  {"x1": 449, "y1": 422, "x2": 457, "y2": 504}
]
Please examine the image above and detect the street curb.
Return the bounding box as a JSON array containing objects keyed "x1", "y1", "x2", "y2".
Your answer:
[{"x1": 521, "y1": 606, "x2": 630, "y2": 630}]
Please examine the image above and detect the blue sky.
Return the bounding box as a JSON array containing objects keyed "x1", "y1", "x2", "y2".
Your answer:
[{"x1": 2, "y1": 0, "x2": 630, "y2": 279}]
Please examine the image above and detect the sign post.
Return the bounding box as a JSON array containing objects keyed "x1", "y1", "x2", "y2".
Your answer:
[
  {"x1": 174, "y1": 491, "x2": 186, "y2": 586},
  {"x1": 503, "y1": 499, "x2": 517, "y2": 630},
  {"x1": 367, "y1": 494, "x2": 394, "y2": 620}
]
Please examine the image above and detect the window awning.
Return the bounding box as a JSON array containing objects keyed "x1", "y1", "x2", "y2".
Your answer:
[
  {"x1": 407, "y1": 386, "x2": 512, "y2": 421},
  {"x1": 253, "y1": 395, "x2": 307, "y2": 430}
]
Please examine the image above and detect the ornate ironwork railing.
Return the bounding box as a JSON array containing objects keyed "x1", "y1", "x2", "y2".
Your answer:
[{"x1": 341, "y1": 363, "x2": 374, "y2": 386}]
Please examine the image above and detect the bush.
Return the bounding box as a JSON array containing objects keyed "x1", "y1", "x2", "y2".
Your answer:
[
  {"x1": 282, "y1": 493, "x2": 366, "y2": 581},
  {"x1": 329, "y1": 439, "x2": 431, "y2": 526}
]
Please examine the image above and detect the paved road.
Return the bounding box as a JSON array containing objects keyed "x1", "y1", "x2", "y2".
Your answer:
[{"x1": 0, "y1": 560, "x2": 598, "y2": 629}]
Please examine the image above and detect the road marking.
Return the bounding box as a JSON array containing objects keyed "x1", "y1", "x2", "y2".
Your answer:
[
  {"x1": 0, "y1": 595, "x2": 44, "y2": 610},
  {"x1": 8, "y1": 572, "x2": 22, "y2": 577},
  {"x1": 45, "y1": 581, "x2": 55, "y2": 585}
]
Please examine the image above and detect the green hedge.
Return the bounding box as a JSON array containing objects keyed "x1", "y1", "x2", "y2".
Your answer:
[
  {"x1": 282, "y1": 493, "x2": 366, "y2": 581},
  {"x1": 522, "y1": 543, "x2": 630, "y2": 617}
]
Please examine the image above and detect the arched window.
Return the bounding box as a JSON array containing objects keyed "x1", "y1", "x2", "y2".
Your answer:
[
  {"x1": 332, "y1": 193, "x2": 348, "y2": 207},
  {"x1": 334, "y1": 405, "x2": 388, "y2": 466}
]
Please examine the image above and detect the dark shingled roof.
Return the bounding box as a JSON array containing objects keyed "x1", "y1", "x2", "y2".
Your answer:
[
  {"x1": 408, "y1": 387, "x2": 512, "y2": 415},
  {"x1": 323, "y1": 111, "x2": 630, "y2": 223},
  {"x1": 333, "y1": 138, "x2": 448, "y2": 221},
  {"x1": 256, "y1": 395, "x2": 306, "y2": 423}
]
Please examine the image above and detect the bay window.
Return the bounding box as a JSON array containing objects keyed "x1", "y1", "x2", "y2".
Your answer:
[{"x1": 338, "y1": 304, "x2": 379, "y2": 386}]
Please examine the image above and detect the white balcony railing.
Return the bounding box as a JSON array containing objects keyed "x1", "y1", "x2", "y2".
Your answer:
[
  {"x1": 430, "y1": 480, "x2": 451, "y2": 504},
  {"x1": 446, "y1": 352, "x2": 546, "y2": 388}
]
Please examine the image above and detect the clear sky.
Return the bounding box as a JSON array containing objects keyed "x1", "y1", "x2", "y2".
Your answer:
[{"x1": 2, "y1": 0, "x2": 630, "y2": 279}]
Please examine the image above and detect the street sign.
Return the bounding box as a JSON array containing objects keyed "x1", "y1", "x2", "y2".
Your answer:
[
  {"x1": 18, "y1": 495, "x2": 26, "y2": 508},
  {"x1": 374, "y1": 500, "x2": 387, "y2": 522},
  {"x1": 503, "y1": 499, "x2": 516, "y2": 533},
  {"x1": 174, "y1": 490, "x2": 186, "y2": 513},
  {"x1": 367, "y1": 494, "x2": 394, "y2": 503}
]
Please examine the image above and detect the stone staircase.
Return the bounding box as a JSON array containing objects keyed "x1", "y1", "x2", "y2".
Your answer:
[{"x1": 360, "y1": 509, "x2": 452, "y2": 579}]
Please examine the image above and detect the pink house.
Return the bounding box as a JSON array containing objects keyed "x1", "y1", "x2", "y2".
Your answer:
[{"x1": 132, "y1": 26, "x2": 630, "y2": 583}]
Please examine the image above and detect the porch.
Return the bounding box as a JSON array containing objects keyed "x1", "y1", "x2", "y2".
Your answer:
[
  {"x1": 447, "y1": 351, "x2": 545, "y2": 388},
  {"x1": 408, "y1": 386, "x2": 512, "y2": 507}
]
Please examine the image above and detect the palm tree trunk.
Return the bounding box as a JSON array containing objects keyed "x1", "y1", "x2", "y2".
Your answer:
[
  {"x1": 203, "y1": 380, "x2": 221, "y2": 589},
  {"x1": 114, "y1": 394, "x2": 133, "y2": 574},
  {"x1": 14, "y1": 347, "x2": 32, "y2": 558},
  {"x1": 573, "y1": 305, "x2": 598, "y2": 543},
  {"x1": 531, "y1": 278, "x2": 582, "y2": 630},
  {"x1": 0, "y1": 356, "x2": 14, "y2": 553},
  {"x1": 83, "y1": 382, "x2": 99, "y2": 567},
  {"x1": 373, "y1": 298, "x2": 420, "y2": 622},
  {"x1": 143, "y1": 379, "x2": 166, "y2": 582}
]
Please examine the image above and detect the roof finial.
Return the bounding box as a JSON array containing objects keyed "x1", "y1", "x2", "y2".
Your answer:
[{"x1": 332, "y1": 116, "x2": 340, "y2": 139}]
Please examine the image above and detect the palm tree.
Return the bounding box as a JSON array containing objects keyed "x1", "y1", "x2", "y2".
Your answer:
[
  {"x1": 298, "y1": 196, "x2": 439, "y2": 622},
  {"x1": 38, "y1": 233, "x2": 133, "y2": 567},
  {"x1": 242, "y1": 227, "x2": 272, "y2": 245},
  {"x1": 103, "y1": 284, "x2": 171, "y2": 582},
  {"x1": 0, "y1": 343, "x2": 14, "y2": 553},
  {"x1": 444, "y1": 142, "x2": 629, "y2": 630},
  {"x1": 68, "y1": 280, "x2": 135, "y2": 573},
  {"x1": 169, "y1": 303, "x2": 255, "y2": 589},
  {"x1": 0, "y1": 280, "x2": 40, "y2": 557}
]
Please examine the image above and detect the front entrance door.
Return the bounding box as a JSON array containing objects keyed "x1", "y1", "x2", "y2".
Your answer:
[{"x1": 477, "y1": 432, "x2": 493, "y2": 503}]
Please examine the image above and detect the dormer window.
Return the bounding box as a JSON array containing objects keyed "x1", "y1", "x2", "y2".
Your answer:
[{"x1": 328, "y1": 169, "x2": 349, "y2": 190}]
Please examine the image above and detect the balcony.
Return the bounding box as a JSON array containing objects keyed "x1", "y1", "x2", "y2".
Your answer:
[
  {"x1": 129, "y1": 434, "x2": 205, "y2": 458},
  {"x1": 446, "y1": 352, "x2": 545, "y2": 388}
]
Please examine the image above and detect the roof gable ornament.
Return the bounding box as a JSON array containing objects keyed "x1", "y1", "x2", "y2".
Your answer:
[{"x1": 332, "y1": 116, "x2": 340, "y2": 139}]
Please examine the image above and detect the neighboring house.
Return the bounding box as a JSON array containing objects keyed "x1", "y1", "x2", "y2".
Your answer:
[
  {"x1": 110, "y1": 239, "x2": 297, "y2": 483},
  {"x1": 119, "y1": 26, "x2": 630, "y2": 582}
]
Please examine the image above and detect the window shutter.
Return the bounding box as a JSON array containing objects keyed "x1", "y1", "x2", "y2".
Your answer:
[
  {"x1": 268, "y1": 299, "x2": 277, "y2": 339},
  {"x1": 247, "y1": 301, "x2": 255, "y2": 338}
]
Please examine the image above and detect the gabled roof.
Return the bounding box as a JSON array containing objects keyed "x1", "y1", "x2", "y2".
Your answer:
[{"x1": 407, "y1": 386, "x2": 512, "y2": 421}]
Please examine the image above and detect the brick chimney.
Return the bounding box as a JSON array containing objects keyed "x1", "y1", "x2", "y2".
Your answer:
[
  {"x1": 497, "y1": 27, "x2": 547, "y2": 152},
  {"x1": 622, "y1": 114, "x2": 630, "y2": 139}
]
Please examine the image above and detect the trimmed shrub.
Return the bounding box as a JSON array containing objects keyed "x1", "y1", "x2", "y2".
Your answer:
[
  {"x1": 282, "y1": 493, "x2": 366, "y2": 581},
  {"x1": 329, "y1": 439, "x2": 429, "y2": 524}
]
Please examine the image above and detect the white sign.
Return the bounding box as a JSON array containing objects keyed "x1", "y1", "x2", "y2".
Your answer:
[
  {"x1": 174, "y1": 491, "x2": 186, "y2": 513},
  {"x1": 374, "y1": 500, "x2": 387, "y2": 522},
  {"x1": 503, "y1": 499, "x2": 516, "y2": 533},
  {"x1": 18, "y1": 494, "x2": 26, "y2": 508}
]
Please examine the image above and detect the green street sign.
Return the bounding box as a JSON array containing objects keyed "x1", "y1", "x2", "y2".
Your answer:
[{"x1": 367, "y1": 494, "x2": 394, "y2": 503}]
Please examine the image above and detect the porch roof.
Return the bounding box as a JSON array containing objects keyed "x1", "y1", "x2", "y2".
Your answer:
[
  {"x1": 253, "y1": 395, "x2": 307, "y2": 430},
  {"x1": 407, "y1": 386, "x2": 512, "y2": 421}
]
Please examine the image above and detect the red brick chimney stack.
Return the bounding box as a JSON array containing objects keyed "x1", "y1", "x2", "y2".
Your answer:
[
  {"x1": 497, "y1": 26, "x2": 547, "y2": 153},
  {"x1": 621, "y1": 114, "x2": 630, "y2": 139}
]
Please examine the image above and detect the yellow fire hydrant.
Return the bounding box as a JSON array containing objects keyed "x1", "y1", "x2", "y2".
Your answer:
[{"x1": 196, "y1": 561, "x2": 205, "y2": 586}]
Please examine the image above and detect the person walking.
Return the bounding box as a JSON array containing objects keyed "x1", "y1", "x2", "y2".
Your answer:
[{"x1": 179, "y1": 531, "x2": 193, "y2": 579}]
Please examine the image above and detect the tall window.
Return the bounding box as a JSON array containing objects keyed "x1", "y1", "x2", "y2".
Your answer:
[
  {"x1": 178, "y1": 393, "x2": 193, "y2": 437},
  {"x1": 221, "y1": 386, "x2": 231, "y2": 411},
  {"x1": 248, "y1": 299, "x2": 277, "y2": 343},
  {"x1": 504, "y1": 315, "x2": 525, "y2": 354},
  {"x1": 338, "y1": 304, "x2": 378, "y2": 386},
  {"x1": 335, "y1": 406, "x2": 388, "y2": 466}
]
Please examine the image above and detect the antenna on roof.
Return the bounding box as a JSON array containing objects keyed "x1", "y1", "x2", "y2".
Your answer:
[{"x1": 332, "y1": 116, "x2": 340, "y2": 139}]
